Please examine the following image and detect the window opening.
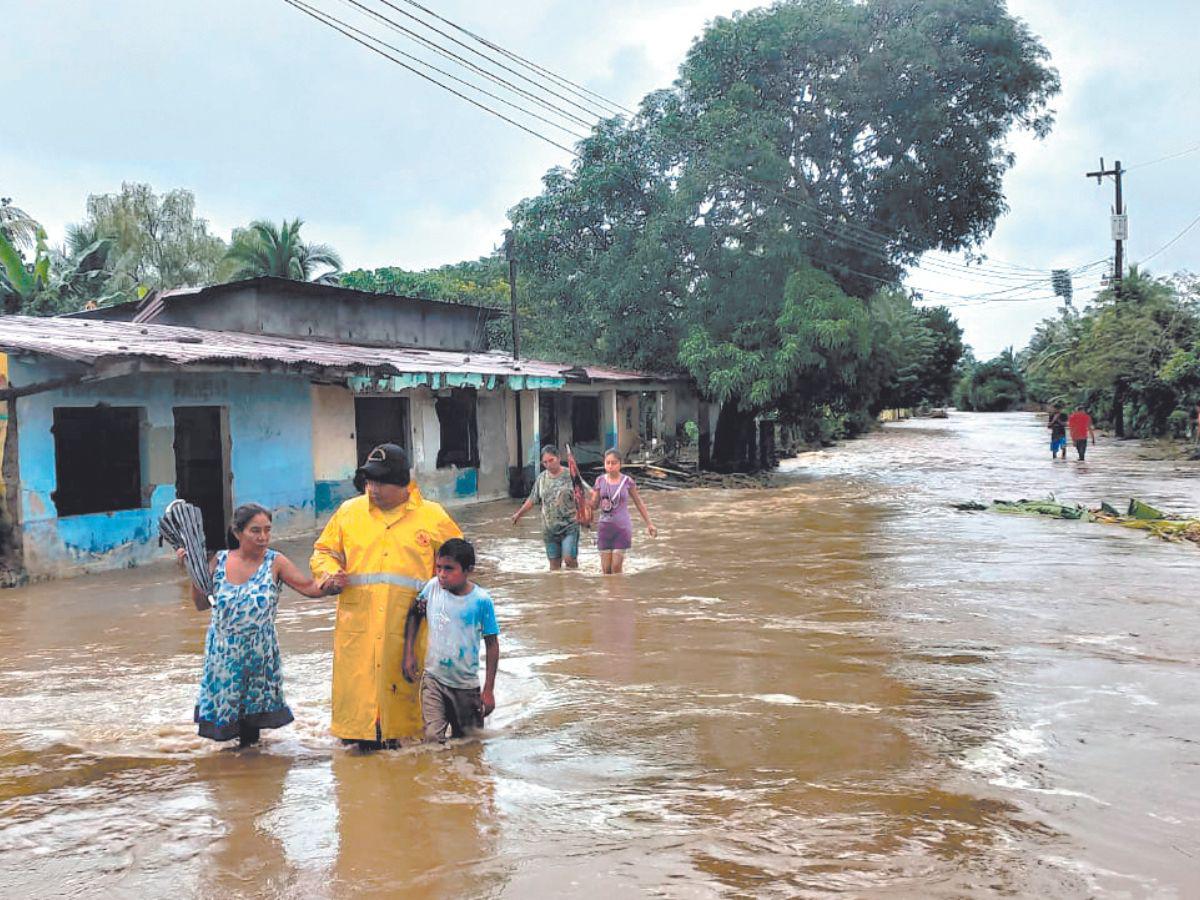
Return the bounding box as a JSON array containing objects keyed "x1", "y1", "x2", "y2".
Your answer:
[
  {"x1": 435, "y1": 388, "x2": 479, "y2": 468},
  {"x1": 53, "y1": 407, "x2": 144, "y2": 516},
  {"x1": 354, "y1": 397, "x2": 411, "y2": 466}
]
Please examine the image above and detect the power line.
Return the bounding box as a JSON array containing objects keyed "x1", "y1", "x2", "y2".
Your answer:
[
  {"x1": 1126, "y1": 140, "x2": 1200, "y2": 172},
  {"x1": 295, "y1": 0, "x2": 587, "y2": 140},
  {"x1": 330, "y1": 0, "x2": 596, "y2": 130},
  {"x1": 391, "y1": 0, "x2": 633, "y2": 117},
  {"x1": 1138, "y1": 212, "x2": 1200, "y2": 265},
  {"x1": 281, "y1": 0, "x2": 578, "y2": 153},
  {"x1": 369, "y1": 0, "x2": 618, "y2": 122}
]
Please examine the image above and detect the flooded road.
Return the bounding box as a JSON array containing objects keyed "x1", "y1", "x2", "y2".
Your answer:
[{"x1": 1, "y1": 412, "x2": 1198, "y2": 897}]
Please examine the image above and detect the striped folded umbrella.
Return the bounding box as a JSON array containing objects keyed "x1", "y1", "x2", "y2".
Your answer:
[{"x1": 159, "y1": 499, "x2": 214, "y2": 600}]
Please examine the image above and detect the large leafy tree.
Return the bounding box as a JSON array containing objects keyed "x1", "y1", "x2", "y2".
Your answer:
[
  {"x1": 669, "y1": 0, "x2": 1059, "y2": 297},
  {"x1": 511, "y1": 0, "x2": 1055, "y2": 461},
  {"x1": 82, "y1": 183, "x2": 226, "y2": 291},
  {"x1": 223, "y1": 218, "x2": 342, "y2": 285}
]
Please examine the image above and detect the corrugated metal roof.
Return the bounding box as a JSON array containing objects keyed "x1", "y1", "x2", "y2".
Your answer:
[{"x1": 0, "y1": 315, "x2": 676, "y2": 384}]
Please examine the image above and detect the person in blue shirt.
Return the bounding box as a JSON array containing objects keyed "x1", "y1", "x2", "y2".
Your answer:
[{"x1": 401, "y1": 538, "x2": 499, "y2": 742}]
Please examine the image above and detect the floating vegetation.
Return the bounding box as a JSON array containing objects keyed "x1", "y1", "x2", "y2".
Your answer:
[{"x1": 953, "y1": 496, "x2": 1200, "y2": 548}]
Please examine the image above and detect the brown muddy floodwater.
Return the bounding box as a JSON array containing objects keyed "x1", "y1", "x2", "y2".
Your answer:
[{"x1": 1, "y1": 412, "x2": 1198, "y2": 898}]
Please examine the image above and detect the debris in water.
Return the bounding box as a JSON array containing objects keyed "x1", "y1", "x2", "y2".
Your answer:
[{"x1": 951, "y1": 496, "x2": 1200, "y2": 548}]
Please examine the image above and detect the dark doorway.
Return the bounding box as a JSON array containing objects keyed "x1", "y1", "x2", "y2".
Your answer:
[
  {"x1": 538, "y1": 393, "x2": 558, "y2": 449},
  {"x1": 354, "y1": 397, "x2": 410, "y2": 466},
  {"x1": 173, "y1": 406, "x2": 230, "y2": 552},
  {"x1": 570, "y1": 395, "x2": 600, "y2": 444}
]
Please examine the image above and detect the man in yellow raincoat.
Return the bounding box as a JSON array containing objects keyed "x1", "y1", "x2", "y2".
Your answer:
[{"x1": 311, "y1": 443, "x2": 462, "y2": 747}]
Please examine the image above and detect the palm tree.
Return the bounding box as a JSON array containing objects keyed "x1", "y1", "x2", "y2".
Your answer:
[
  {"x1": 223, "y1": 218, "x2": 342, "y2": 285},
  {"x1": 0, "y1": 199, "x2": 39, "y2": 252}
]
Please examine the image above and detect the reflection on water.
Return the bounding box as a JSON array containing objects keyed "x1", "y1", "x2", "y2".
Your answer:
[{"x1": 1, "y1": 412, "x2": 1198, "y2": 897}]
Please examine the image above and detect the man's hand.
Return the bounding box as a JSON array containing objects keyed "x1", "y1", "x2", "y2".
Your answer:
[
  {"x1": 402, "y1": 651, "x2": 419, "y2": 684},
  {"x1": 481, "y1": 688, "x2": 496, "y2": 717},
  {"x1": 510, "y1": 511, "x2": 521, "y2": 525}
]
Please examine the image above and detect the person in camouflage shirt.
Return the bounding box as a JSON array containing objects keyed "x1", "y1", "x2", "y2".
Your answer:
[{"x1": 510, "y1": 445, "x2": 584, "y2": 570}]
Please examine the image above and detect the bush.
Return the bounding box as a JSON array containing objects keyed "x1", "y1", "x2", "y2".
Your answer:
[{"x1": 1167, "y1": 409, "x2": 1191, "y2": 438}]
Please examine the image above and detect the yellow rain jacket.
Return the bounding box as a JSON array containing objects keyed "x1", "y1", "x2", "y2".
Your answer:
[{"x1": 310, "y1": 486, "x2": 462, "y2": 741}]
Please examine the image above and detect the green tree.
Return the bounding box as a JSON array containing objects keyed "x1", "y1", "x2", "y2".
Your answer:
[
  {"x1": 0, "y1": 220, "x2": 123, "y2": 316},
  {"x1": 510, "y1": 0, "x2": 1053, "y2": 462},
  {"x1": 223, "y1": 218, "x2": 342, "y2": 284},
  {"x1": 0, "y1": 199, "x2": 40, "y2": 252},
  {"x1": 0, "y1": 226, "x2": 50, "y2": 314},
  {"x1": 82, "y1": 183, "x2": 226, "y2": 292},
  {"x1": 913, "y1": 306, "x2": 966, "y2": 405},
  {"x1": 958, "y1": 348, "x2": 1025, "y2": 411}
]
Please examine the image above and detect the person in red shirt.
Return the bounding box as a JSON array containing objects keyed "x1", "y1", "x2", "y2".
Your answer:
[{"x1": 1067, "y1": 406, "x2": 1096, "y2": 460}]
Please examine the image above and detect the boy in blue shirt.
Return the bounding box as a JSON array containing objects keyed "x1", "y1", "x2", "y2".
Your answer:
[{"x1": 401, "y1": 538, "x2": 499, "y2": 742}]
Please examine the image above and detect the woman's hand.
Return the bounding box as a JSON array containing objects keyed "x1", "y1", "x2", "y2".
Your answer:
[
  {"x1": 175, "y1": 547, "x2": 187, "y2": 565},
  {"x1": 648, "y1": 524, "x2": 658, "y2": 538},
  {"x1": 320, "y1": 572, "x2": 348, "y2": 595}
]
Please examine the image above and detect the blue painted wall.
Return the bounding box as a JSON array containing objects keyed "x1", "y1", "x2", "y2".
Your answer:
[
  {"x1": 315, "y1": 478, "x2": 357, "y2": 516},
  {"x1": 12, "y1": 357, "x2": 315, "y2": 578}
]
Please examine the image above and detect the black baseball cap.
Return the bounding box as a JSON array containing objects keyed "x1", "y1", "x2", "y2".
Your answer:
[{"x1": 357, "y1": 443, "x2": 411, "y2": 486}]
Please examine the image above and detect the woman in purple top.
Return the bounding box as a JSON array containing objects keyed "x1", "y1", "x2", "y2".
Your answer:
[{"x1": 590, "y1": 449, "x2": 657, "y2": 574}]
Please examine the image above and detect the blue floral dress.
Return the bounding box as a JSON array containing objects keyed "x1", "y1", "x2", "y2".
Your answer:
[{"x1": 195, "y1": 549, "x2": 294, "y2": 742}]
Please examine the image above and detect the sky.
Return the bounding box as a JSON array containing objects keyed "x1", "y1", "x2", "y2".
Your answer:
[{"x1": 4, "y1": 0, "x2": 1198, "y2": 358}]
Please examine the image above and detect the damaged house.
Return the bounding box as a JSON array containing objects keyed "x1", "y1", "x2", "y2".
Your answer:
[{"x1": 0, "y1": 277, "x2": 704, "y2": 581}]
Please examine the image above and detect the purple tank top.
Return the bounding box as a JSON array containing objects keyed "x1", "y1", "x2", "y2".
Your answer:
[{"x1": 594, "y1": 475, "x2": 632, "y2": 524}]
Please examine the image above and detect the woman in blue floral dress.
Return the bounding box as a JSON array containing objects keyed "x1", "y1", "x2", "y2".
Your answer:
[{"x1": 182, "y1": 503, "x2": 345, "y2": 747}]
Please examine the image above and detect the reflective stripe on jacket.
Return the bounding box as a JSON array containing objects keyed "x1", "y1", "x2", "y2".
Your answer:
[{"x1": 310, "y1": 487, "x2": 462, "y2": 740}]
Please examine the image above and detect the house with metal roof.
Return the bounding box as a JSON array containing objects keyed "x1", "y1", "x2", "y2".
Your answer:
[{"x1": 0, "y1": 278, "x2": 701, "y2": 580}]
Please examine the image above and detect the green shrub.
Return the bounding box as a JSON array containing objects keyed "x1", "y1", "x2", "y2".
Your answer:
[{"x1": 1167, "y1": 409, "x2": 1191, "y2": 438}]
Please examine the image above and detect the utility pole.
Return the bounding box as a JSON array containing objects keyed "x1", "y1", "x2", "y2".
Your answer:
[
  {"x1": 1085, "y1": 158, "x2": 1126, "y2": 294},
  {"x1": 503, "y1": 230, "x2": 520, "y2": 360},
  {"x1": 502, "y1": 229, "x2": 525, "y2": 497}
]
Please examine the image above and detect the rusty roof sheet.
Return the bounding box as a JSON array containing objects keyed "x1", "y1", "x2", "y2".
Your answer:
[{"x1": 0, "y1": 315, "x2": 676, "y2": 383}]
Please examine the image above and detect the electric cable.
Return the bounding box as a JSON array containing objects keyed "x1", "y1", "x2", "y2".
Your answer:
[
  {"x1": 392, "y1": 0, "x2": 633, "y2": 117},
  {"x1": 282, "y1": 0, "x2": 577, "y2": 153},
  {"x1": 1137, "y1": 212, "x2": 1200, "y2": 265},
  {"x1": 369, "y1": 0, "x2": 618, "y2": 121},
  {"x1": 290, "y1": 0, "x2": 587, "y2": 140},
  {"x1": 1126, "y1": 141, "x2": 1200, "y2": 172},
  {"x1": 329, "y1": 0, "x2": 596, "y2": 130}
]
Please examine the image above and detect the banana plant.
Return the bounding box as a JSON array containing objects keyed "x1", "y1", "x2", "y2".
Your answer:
[{"x1": 0, "y1": 226, "x2": 51, "y2": 313}]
